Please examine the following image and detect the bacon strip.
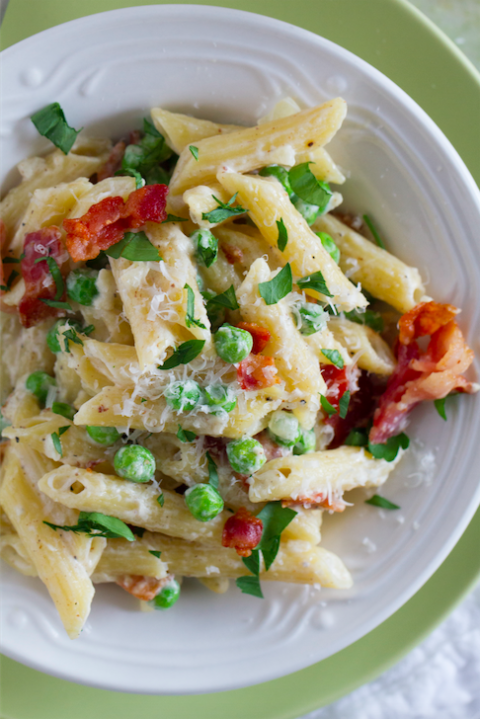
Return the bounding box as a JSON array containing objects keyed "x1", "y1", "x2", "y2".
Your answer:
[
  {"x1": 237, "y1": 354, "x2": 280, "y2": 391},
  {"x1": 236, "y1": 321, "x2": 271, "y2": 354},
  {"x1": 116, "y1": 575, "x2": 169, "y2": 601},
  {"x1": 222, "y1": 507, "x2": 263, "y2": 557},
  {"x1": 370, "y1": 303, "x2": 477, "y2": 444},
  {"x1": 63, "y1": 184, "x2": 168, "y2": 261},
  {"x1": 221, "y1": 243, "x2": 244, "y2": 265},
  {"x1": 18, "y1": 227, "x2": 70, "y2": 328}
]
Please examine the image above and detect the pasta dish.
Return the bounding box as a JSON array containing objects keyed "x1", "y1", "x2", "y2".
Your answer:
[{"x1": 0, "y1": 97, "x2": 477, "y2": 638}]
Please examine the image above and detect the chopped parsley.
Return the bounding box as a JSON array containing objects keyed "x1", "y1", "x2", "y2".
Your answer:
[
  {"x1": 434, "y1": 393, "x2": 460, "y2": 421},
  {"x1": 189, "y1": 146, "x2": 199, "y2": 161},
  {"x1": 345, "y1": 428, "x2": 368, "y2": 446},
  {"x1": 344, "y1": 308, "x2": 384, "y2": 333},
  {"x1": 162, "y1": 214, "x2": 188, "y2": 223},
  {"x1": 320, "y1": 349, "x2": 344, "y2": 369},
  {"x1": 365, "y1": 494, "x2": 400, "y2": 510},
  {"x1": 50, "y1": 426, "x2": 70, "y2": 457},
  {"x1": 176, "y1": 425, "x2": 197, "y2": 443},
  {"x1": 368, "y1": 432, "x2": 409, "y2": 462},
  {"x1": 206, "y1": 452, "x2": 219, "y2": 490},
  {"x1": 363, "y1": 214, "x2": 386, "y2": 250},
  {"x1": 184, "y1": 284, "x2": 207, "y2": 329},
  {"x1": 320, "y1": 394, "x2": 337, "y2": 418},
  {"x1": 236, "y1": 575, "x2": 263, "y2": 598},
  {"x1": 201, "y1": 193, "x2": 246, "y2": 224},
  {"x1": 276, "y1": 218, "x2": 288, "y2": 252},
  {"x1": 297, "y1": 270, "x2": 333, "y2": 298},
  {"x1": 121, "y1": 118, "x2": 172, "y2": 180},
  {"x1": 34, "y1": 256, "x2": 64, "y2": 302},
  {"x1": 338, "y1": 390, "x2": 351, "y2": 419},
  {"x1": 31, "y1": 102, "x2": 82, "y2": 154},
  {"x1": 288, "y1": 162, "x2": 332, "y2": 212},
  {"x1": 105, "y1": 231, "x2": 161, "y2": 262},
  {"x1": 51, "y1": 402, "x2": 75, "y2": 421},
  {"x1": 156, "y1": 493, "x2": 165, "y2": 507},
  {"x1": 158, "y1": 339, "x2": 205, "y2": 370},
  {"x1": 0, "y1": 269, "x2": 19, "y2": 292},
  {"x1": 205, "y1": 285, "x2": 239, "y2": 313},
  {"x1": 258, "y1": 263, "x2": 292, "y2": 305},
  {"x1": 149, "y1": 550, "x2": 162, "y2": 558},
  {"x1": 44, "y1": 511, "x2": 135, "y2": 540}
]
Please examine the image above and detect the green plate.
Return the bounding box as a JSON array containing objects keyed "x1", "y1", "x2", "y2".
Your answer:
[{"x1": 1, "y1": 1, "x2": 479, "y2": 717}]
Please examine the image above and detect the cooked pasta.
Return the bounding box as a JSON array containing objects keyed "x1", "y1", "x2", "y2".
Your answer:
[{"x1": 0, "y1": 96, "x2": 476, "y2": 637}]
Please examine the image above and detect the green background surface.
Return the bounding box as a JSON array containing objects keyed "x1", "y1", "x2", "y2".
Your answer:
[{"x1": 1, "y1": 1, "x2": 480, "y2": 717}]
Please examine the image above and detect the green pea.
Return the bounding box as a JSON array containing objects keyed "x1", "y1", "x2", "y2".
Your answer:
[
  {"x1": 296, "y1": 301, "x2": 327, "y2": 336},
  {"x1": 152, "y1": 579, "x2": 181, "y2": 610},
  {"x1": 293, "y1": 427, "x2": 316, "y2": 455},
  {"x1": 315, "y1": 231, "x2": 340, "y2": 264},
  {"x1": 86, "y1": 425, "x2": 121, "y2": 446},
  {"x1": 268, "y1": 411, "x2": 300, "y2": 447},
  {"x1": 203, "y1": 384, "x2": 237, "y2": 413},
  {"x1": 25, "y1": 371, "x2": 56, "y2": 406},
  {"x1": 66, "y1": 268, "x2": 99, "y2": 306},
  {"x1": 191, "y1": 229, "x2": 218, "y2": 268},
  {"x1": 46, "y1": 319, "x2": 83, "y2": 353},
  {"x1": 114, "y1": 445, "x2": 156, "y2": 482},
  {"x1": 214, "y1": 324, "x2": 253, "y2": 364},
  {"x1": 259, "y1": 165, "x2": 293, "y2": 196},
  {"x1": 292, "y1": 196, "x2": 320, "y2": 225},
  {"x1": 184, "y1": 484, "x2": 224, "y2": 522},
  {"x1": 226, "y1": 437, "x2": 266, "y2": 474},
  {"x1": 164, "y1": 379, "x2": 202, "y2": 412}
]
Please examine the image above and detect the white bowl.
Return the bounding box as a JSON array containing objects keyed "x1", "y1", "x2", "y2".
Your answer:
[{"x1": 1, "y1": 4, "x2": 480, "y2": 695}]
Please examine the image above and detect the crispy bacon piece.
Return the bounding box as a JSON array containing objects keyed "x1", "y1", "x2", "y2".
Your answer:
[
  {"x1": 322, "y1": 365, "x2": 349, "y2": 410},
  {"x1": 63, "y1": 184, "x2": 168, "y2": 261},
  {"x1": 237, "y1": 354, "x2": 280, "y2": 391},
  {"x1": 96, "y1": 140, "x2": 127, "y2": 182},
  {"x1": 326, "y1": 371, "x2": 385, "y2": 449},
  {"x1": 221, "y1": 243, "x2": 244, "y2": 265},
  {"x1": 18, "y1": 227, "x2": 69, "y2": 328},
  {"x1": 116, "y1": 575, "x2": 168, "y2": 601},
  {"x1": 398, "y1": 301, "x2": 458, "y2": 345},
  {"x1": 370, "y1": 303, "x2": 477, "y2": 444},
  {"x1": 236, "y1": 322, "x2": 271, "y2": 354},
  {"x1": 222, "y1": 507, "x2": 263, "y2": 557}
]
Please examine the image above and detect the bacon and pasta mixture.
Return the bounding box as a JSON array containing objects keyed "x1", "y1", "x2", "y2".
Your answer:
[{"x1": 0, "y1": 97, "x2": 477, "y2": 638}]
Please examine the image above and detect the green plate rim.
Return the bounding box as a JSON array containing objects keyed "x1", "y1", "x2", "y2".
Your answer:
[{"x1": 1, "y1": 0, "x2": 480, "y2": 717}]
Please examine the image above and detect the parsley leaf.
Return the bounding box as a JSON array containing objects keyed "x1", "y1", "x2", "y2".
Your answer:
[
  {"x1": 242, "y1": 549, "x2": 261, "y2": 576},
  {"x1": 105, "y1": 231, "x2": 161, "y2": 262},
  {"x1": 163, "y1": 214, "x2": 188, "y2": 223},
  {"x1": 368, "y1": 432, "x2": 409, "y2": 462},
  {"x1": 434, "y1": 393, "x2": 460, "y2": 421},
  {"x1": 201, "y1": 193, "x2": 246, "y2": 224},
  {"x1": 62, "y1": 327, "x2": 84, "y2": 350},
  {"x1": 176, "y1": 425, "x2": 197, "y2": 443},
  {"x1": 320, "y1": 349, "x2": 344, "y2": 368},
  {"x1": 344, "y1": 308, "x2": 384, "y2": 333},
  {"x1": 149, "y1": 550, "x2": 162, "y2": 558},
  {"x1": 257, "y1": 501, "x2": 297, "y2": 571},
  {"x1": 339, "y1": 390, "x2": 351, "y2": 419},
  {"x1": 205, "y1": 285, "x2": 239, "y2": 312},
  {"x1": 276, "y1": 218, "x2": 288, "y2": 252},
  {"x1": 44, "y1": 511, "x2": 135, "y2": 541},
  {"x1": 236, "y1": 575, "x2": 264, "y2": 598},
  {"x1": 131, "y1": 526, "x2": 145, "y2": 538},
  {"x1": 34, "y1": 256, "x2": 64, "y2": 301},
  {"x1": 31, "y1": 102, "x2": 82, "y2": 154},
  {"x1": 288, "y1": 163, "x2": 332, "y2": 212},
  {"x1": 115, "y1": 168, "x2": 144, "y2": 189},
  {"x1": 189, "y1": 146, "x2": 199, "y2": 161},
  {"x1": 258, "y1": 263, "x2": 292, "y2": 305},
  {"x1": 1, "y1": 269, "x2": 19, "y2": 292},
  {"x1": 121, "y1": 118, "x2": 171, "y2": 177},
  {"x1": 51, "y1": 402, "x2": 75, "y2": 421},
  {"x1": 206, "y1": 452, "x2": 219, "y2": 490},
  {"x1": 345, "y1": 428, "x2": 368, "y2": 446},
  {"x1": 363, "y1": 215, "x2": 386, "y2": 250},
  {"x1": 158, "y1": 339, "x2": 205, "y2": 370},
  {"x1": 50, "y1": 426, "x2": 70, "y2": 457},
  {"x1": 297, "y1": 270, "x2": 333, "y2": 298},
  {"x1": 184, "y1": 284, "x2": 207, "y2": 329},
  {"x1": 41, "y1": 299, "x2": 72, "y2": 310},
  {"x1": 365, "y1": 494, "x2": 400, "y2": 510},
  {"x1": 320, "y1": 394, "x2": 337, "y2": 417},
  {"x1": 2, "y1": 257, "x2": 20, "y2": 264},
  {"x1": 157, "y1": 493, "x2": 165, "y2": 507}
]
